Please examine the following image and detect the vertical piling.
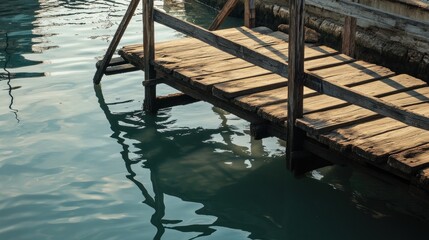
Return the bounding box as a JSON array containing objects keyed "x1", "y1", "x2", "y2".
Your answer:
[
  {"x1": 244, "y1": 0, "x2": 256, "y2": 28},
  {"x1": 143, "y1": 0, "x2": 157, "y2": 112},
  {"x1": 342, "y1": 16, "x2": 357, "y2": 57},
  {"x1": 286, "y1": 0, "x2": 305, "y2": 171}
]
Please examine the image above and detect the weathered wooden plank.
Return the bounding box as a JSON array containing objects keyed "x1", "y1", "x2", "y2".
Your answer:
[
  {"x1": 352, "y1": 124, "x2": 429, "y2": 163},
  {"x1": 170, "y1": 57, "x2": 255, "y2": 80},
  {"x1": 388, "y1": 144, "x2": 429, "y2": 175},
  {"x1": 305, "y1": 72, "x2": 429, "y2": 131},
  {"x1": 246, "y1": 72, "x2": 410, "y2": 123},
  {"x1": 213, "y1": 27, "x2": 273, "y2": 44},
  {"x1": 320, "y1": 65, "x2": 395, "y2": 86},
  {"x1": 319, "y1": 117, "x2": 408, "y2": 152},
  {"x1": 156, "y1": 52, "x2": 237, "y2": 71},
  {"x1": 212, "y1": 73, "x2": 286, "y2": 99},
  {"x1": 93, "y1": 0, "x2": 140, "y2": 84},
  {"x1": 306, "y1": 0, "x2": 429, "y2": 39},
  {"x1": 381, "y1": 87, "x2": 429, "y2": 107},
  {"x1": 234, "y1": 87, "x2": 316, "y2": 112},
  {"x1": 305, "y1": 54, "x2": 355, "y2": 71},
  {"x1": 105, "y1": 63, "x2": 139, "y2": 75},
  {"x1": 304, "y1": 45, "x2": 339, "y2": 60},
  {"x1": 303, "y1": 94, "x2": 429, "y2": 164},
  {"x1": 215, "y1": 26, "x2": 273, "y2": 35},
  {"x1": 258, "y1": 94, "x2": 348, "y2": 124},
  {"x1": 191, "y1": 66, "x2": 272, "y2": 90},
  {"x1": 209, "y1": 0, "x2": 239, "y2": 31},
  {"x1": 299, "y1": 80, "x2": 429, "y2": 136},
  {"x1": 347, "y1": 74, "x2": 427, "y2": 97},
  {"x1": 310, "y1": 60, "x2": 377, "y2": 78}
]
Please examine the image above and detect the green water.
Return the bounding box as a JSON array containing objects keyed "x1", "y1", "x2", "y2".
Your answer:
[{"x1": 1, "y1": 0, "x2": 429, "y2": 239}]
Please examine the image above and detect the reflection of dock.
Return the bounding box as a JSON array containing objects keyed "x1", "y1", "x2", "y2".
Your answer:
[{"x1": 94, "y1": 0, "x2": 429, "y2": 195}]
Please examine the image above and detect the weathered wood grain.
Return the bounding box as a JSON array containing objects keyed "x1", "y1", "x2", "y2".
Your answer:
[
  {"x1": 352, "y1": 124, "x2": 429, "y2": 163},
  {"x1": 388, "y1": 144, "x2": 429, "y2": 175},
  {"x1": 305, "y1": 72, "x2": 429, "y2": 131},
  {"x1": 234, "y1": 87, "x2": 317, "y2": 112},
  {"x1": 249, "y1": 73, "x2": 419, "y2": 123},
  {"x1": 318, "y1": 65, "x2": 395, "y2": 86},
  {"x1": 319, "y1": 117, "x2": 408, "y2": 152},
  {"x1": 212, "y1": 73, "x2": 285, "y2": 99},
  {"x1": 191, "y1": 66, "x2": 272, "y2": 90}
]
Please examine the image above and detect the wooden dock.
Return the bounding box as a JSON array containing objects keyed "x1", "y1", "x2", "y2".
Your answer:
[{"x1": 94, "y1": 0, "x2": 429, "y2": 194}]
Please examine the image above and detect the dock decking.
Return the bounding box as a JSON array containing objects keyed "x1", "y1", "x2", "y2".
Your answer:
[{"x1": 116, "y1": 26, "x2": 429, "y2": 192}]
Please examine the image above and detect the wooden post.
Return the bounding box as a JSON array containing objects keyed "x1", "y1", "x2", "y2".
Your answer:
[
  {"x1": 287, "y1": 0, "x2": 305, "y2": 171},
  {"x1": 244, "y1": 0, "x2": 256, "y2": 28},
  {"x1": 341, "y1": 1, "x2": 357, "y2": 57},
  {"x1": 208, "y1": 0, "x2": 239, "y2": 31},
  {"x1": 93, "y1": 0, "x2": 141, "y2": 84},
  {"x1": 143, "y1": 0, "x2": 157, "y2": 112}
]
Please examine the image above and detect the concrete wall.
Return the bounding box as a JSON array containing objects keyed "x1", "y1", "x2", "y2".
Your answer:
[{"x1": 198, "y1": 0, "x2": 429, "y2": 82}]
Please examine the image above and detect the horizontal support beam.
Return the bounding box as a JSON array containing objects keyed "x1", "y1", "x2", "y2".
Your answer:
[
  {"x1": 305, "y1": 72, "x2": 429, "y2": 131},
  {"x1": 156, "y1": 93, "x2": 199, "y2": 109},
  {"x1": 306, "y1": 0, "x2": 429, "y2": 39}
]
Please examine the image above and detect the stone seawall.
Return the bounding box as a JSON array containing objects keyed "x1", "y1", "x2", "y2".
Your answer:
[{"x1": 198, "y1": 0, "x2": 429, "y2": 82}]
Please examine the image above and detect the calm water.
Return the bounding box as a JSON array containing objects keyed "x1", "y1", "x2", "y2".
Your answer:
[{"x1": 1, "y1": 0, "x2": 429, "y2": 239}]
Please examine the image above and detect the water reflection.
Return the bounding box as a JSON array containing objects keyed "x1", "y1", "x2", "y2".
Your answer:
[
  {"x1": 94, "y1": 85, "x2": 284, "y2": 238},
  {"x1": 94, "y1": 84, "x2": 429, "y2": 239}
]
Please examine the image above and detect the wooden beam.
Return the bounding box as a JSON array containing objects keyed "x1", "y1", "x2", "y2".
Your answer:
[
  {"x1": 287, "y1": 0, "x2": 306, "y2": 171},
  {"x1": 156, "y1": 93, "x2": 199, "y2": 109},
  {"x1": 143, "y1": 0, "x2": 157, "y2": 112},
  {"x1": 208, "y1": 0, "x2": 239, "y2": 31},
  {"x1": 153, "y1": 9, "x2": 289, "y2": 79},
  {"x1": 93, "y1": 0, "x2": 140, "y2": 84},
  {"x1": 244, "y1": 0, "x2": 256, "y2": 28},
  {"x1": 304, "y1": 72, "x2": 429, "y2": 131},
  {"x1": 306, "y1": 0, "x2": 429, "y2": 39}
]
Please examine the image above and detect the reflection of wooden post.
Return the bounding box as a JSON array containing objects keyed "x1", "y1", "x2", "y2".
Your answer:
[
  {"x1": 143, "y1": 0, "x2": 157, "y2": 112},
  {"x1": 286, "y1": 0, "x2": 305, "y2": 171},
  {"x1": 342, "y1": 0, "x2": 357, "y2": 57},
  {"x1": 244, "y1": 0, "x2": 255, "y2": 28},
  {"x1": 93, "y1": 0, "x2": 141, "y2": 84}
]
